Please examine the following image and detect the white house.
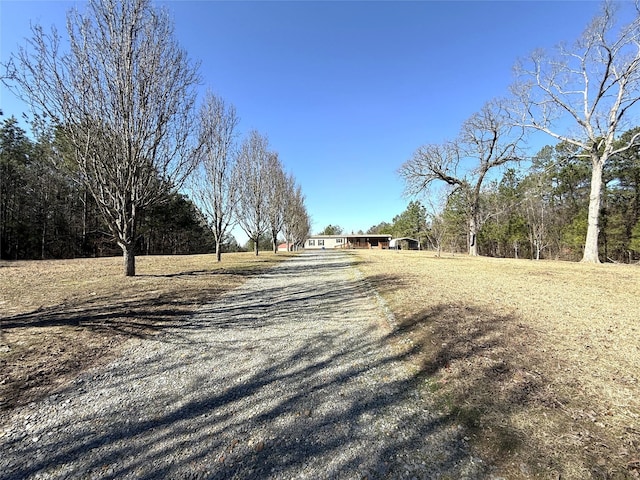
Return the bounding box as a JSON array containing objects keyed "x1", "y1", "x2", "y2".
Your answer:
[{"x1": 304, "y1": 234, "x2": 392, "y2": 250}]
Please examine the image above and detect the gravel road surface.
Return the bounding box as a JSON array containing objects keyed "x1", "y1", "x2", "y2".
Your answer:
[{"x1": 1, "y1": 251, "x2": 488, "y2": 479}]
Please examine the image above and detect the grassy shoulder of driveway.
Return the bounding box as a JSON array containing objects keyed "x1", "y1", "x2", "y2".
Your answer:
[
  {"x1": 353, "y1": 249, "x2": 640, "y2": 480},
  {"x1": 0, "y1": 252, "x2": 294, "y2": 413}
]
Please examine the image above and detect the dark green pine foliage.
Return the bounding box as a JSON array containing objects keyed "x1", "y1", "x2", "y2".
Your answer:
[{"x1": 0, "y1": 117, "x2": 215, "y2": 260}]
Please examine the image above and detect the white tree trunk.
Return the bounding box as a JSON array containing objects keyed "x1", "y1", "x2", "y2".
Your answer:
[
  {"x1": 582, "y1": 158, "x2": 604, "y2": 263},
  {"x1": 468, "y1": 216, "x2": 478, "y2": 256}
]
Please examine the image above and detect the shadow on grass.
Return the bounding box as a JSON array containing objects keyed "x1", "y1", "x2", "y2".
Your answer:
[
  {"x1": 1, "y1": 252, "x2": 316, "y2": 331},
  {"x1": 388, "y1": 302, "x2": 622, "y2": 479},
  {"x1": 2, "y1": 251, "x2": 623, "y2": 478},
  {"x1": 0, "y1": 258, "x2": 295, "y2": 411},
  {"x1": 0, "y1": 251, "x2": 372, "y2": 412}
]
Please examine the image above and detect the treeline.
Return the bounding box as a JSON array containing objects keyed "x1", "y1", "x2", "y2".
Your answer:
[
  {"x1": 0, "y1": 116, "x2": 219, "y2": 260},
  {"x1": 398, "y1": 2, "x2": 640, "y2": 264},
  {"x1": 476, "y1": 135, "x2": 640, "y2": 262},
  {"x1": 190, "y1": 93, "x2": 311, "y2": 261},
  {"x1": 371, "y1": 131, "x2": 640, "y2": 262}
]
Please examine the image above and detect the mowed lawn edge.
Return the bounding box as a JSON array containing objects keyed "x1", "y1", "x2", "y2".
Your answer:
[
  {"x1": 0, "y1": 252, "x2": 294, "y2": 413},
  {"x1": 352, "y1": 249, "x2": 640, "y2": 480}
]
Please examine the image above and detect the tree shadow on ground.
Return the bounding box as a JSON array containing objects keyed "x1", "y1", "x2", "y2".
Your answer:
[
  {"x1": 0, "y1": 252, "x2": 361, "y2": 410},
  {"x1": 1, "y1": 252, "x2": 483, "y2": 480},
  {"x1": 388, "y1": 302, "x2": 622, "y2": 479},
  {"x1": 2, "y1": 328, "x2": 469, "y2": 479},
  {"x1": 4, "y1": 251, "x2": 620, "y2": 478},
  {"x1": 0, "y1": 261, "x2": 278, "y2": 411}
]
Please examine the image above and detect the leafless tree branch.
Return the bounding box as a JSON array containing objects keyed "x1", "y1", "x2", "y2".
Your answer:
[
  {"x1": 189, "y1": 91, "x2": 239, "y2": 262},
  {"x1": 511, "y1": 1, "x2": 640, "y2": 262},
  {"x1": 3, "y1": 0, "x2": 200, "y2": 275}
]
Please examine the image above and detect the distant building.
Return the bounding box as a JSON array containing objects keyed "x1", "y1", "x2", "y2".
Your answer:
[
  {"x1": 304, "y1": 234, "x2": 392, "y2": 250},
  {"x1": 389, "y1": 237, "x2": 420, "y2": 250}
]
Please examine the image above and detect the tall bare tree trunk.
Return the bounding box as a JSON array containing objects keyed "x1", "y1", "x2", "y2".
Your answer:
[
  {"x1": 82, "y1": 189, "x2": 88, "y2": 253},
  {"x1": 121, "y1": 242, "x2": 136, "y2": 276},
  {"x1": 118, "y1": 199, "x2": 137, "y2": 276},
  {"x1": 216, "y1": 238, "x2": 222, "y2": 262},
  {"x1": 271, "y1": 228, "x2": 279, "y2": 254},
  {"x1": 468, "y1": 213, "x2": 478, "y2": 256},
  {"x1": 582, "y1": 157, "x2": 604, "y2": 263}
]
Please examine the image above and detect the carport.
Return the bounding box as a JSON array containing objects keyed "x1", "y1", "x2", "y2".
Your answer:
[{"x1": 389, "y1": 237, "x2": 420, "y2": 250}]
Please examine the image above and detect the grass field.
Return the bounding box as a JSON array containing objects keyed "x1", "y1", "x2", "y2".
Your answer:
[
  {"x1": 2, "y1": 250, "x2": 639, "y2": 478},
  {"x1": 0, "y1": 252, "x2": 292, "y2": 411},
  {"x1": 353, "y1": 249, "x2": 640, "y2": 479}
]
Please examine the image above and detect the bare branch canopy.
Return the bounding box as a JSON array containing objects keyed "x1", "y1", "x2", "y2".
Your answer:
[
  {"x1": 400, "y1": 98, "x2": 523, "y2": 255},
  {"x1": 3, "y1": 0, "x2": 201, "y2": 275},
  {"x1": 511, "y1": 1, "x2": 640, "y2": 262}
]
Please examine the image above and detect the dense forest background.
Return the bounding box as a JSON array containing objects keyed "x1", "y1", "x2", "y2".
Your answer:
[
  {"x1": 0, "y1": 116, "x2": 237, "y2": 260},
  {"x1": 2, "y1": 114, "x2": 639, "y2": 262}
]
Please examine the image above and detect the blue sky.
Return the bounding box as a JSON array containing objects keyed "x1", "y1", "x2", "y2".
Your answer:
[{"x1": 0, "y1": 1, "x2": 607, "y2": 241}]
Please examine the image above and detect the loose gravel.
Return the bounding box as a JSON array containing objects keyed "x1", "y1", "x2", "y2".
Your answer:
[{"x1": 1, "y1": 251, "x2": 488, "y2": 479}]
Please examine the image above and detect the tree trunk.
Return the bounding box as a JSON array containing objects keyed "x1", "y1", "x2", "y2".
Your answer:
[
  {"x1": 582, "y1": 158, "x2": 604, "y2": 263},
  {"x1": 0, "y1": 177, "x2": 4, "y2": 260},
  {"x1": 468, "y1": 216, "x2": 478, "y2": 256},
  {"x1": 121, "y1": 242, "x2": 136, "y2": 276},
  {"x1": 254, "y1": 237, "x2": 259, "y2": 256},
  {"x1": 82, "y1": 189, "x2": 87, "y2": 251},
  {"x1": 216, "y1": 239, "x2": 222, "y2": 262},
  {"x1": 41, "y1": 220, "x2": 46, "y2": 260}
]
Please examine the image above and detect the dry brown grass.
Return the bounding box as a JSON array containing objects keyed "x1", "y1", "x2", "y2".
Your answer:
[
  {"x1": 0, "y1": 252, "x2": 292, "y2": 412},
  {"x1": 353, "y1": 249, "x2": 640, "y2": 480}
]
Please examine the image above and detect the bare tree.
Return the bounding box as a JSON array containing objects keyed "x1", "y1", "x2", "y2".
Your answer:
[
  {"x1": 3, "y1": 0, "x2": 200, "y2": 275},
  {"x1": 400, "y1": 99, "x2": 522, "y2": 256},
  {"x1": 190, "y1": 91, "x2": 239, "y2": 262},
  {"x1": 265, "y1": 153, "x2": 287, "y2": 253},
  {"x1": 281, "y1": 174, "x2": 297, "y2": 251},
  {"x1": 235, "y1": 131, "x2": 271, "y2": 256},
  {"x1": 282, "y1": 179, "x2": 310, "y2": 251},
  {"x1": 512, "y1": 1, "x2": 640, "y2": 263}
]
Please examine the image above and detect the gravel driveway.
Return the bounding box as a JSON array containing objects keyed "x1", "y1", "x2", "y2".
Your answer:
[{"x1": 1, "y1": 251, "x2": 487, "y2": 479}]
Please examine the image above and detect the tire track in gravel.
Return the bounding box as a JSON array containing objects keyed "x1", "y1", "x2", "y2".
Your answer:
[{"x1": 1, "y1": 251, "x2": 487, "y2": 479}]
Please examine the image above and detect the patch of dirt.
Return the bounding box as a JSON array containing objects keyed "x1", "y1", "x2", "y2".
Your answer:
[{"x1": 0, "y1": 327, "x2": 129, "y2": 411}]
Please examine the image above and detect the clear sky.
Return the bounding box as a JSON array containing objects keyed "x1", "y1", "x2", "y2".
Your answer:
[{"x1": 0, "y1": 1, "x2": 610, "y2": 241}]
